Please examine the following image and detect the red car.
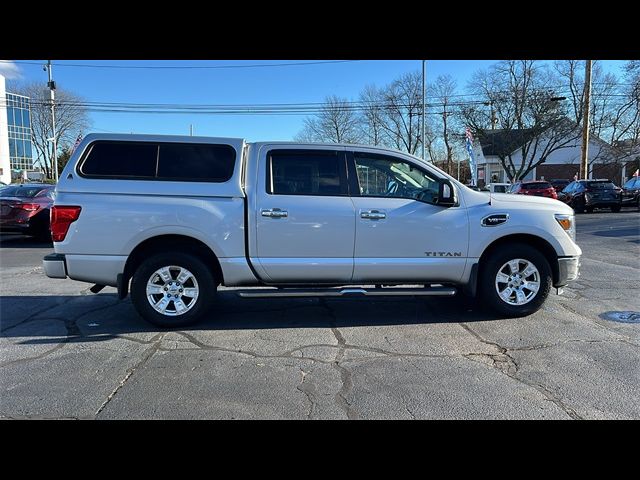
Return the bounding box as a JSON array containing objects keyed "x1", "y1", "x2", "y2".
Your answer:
[
  {"x1": 0, "y1": 184, "x2": 56, "y2": 240},
  {"x1": 508, "y1": 181, "x2": 557, "y2": 199}
]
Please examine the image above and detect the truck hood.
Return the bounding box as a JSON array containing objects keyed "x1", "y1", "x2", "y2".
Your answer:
[{"x1": 462, "y1": 189, "x2": 573, "y2": 214}]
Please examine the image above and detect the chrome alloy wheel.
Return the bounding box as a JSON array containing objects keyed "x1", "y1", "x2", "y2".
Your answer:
[
  {"x1": 494, "y1": 258, "x2": 541, "y2": 306},
  {"x1": 146, "y1": 265, "x2": 199, "y2": 316}
]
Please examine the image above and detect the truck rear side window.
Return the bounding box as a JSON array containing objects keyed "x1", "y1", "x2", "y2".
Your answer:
[
  {"x1": 80, "y1": 142, "x2": 157, "y2": 178},
  {"x1": 79, "y1": 141, "x2": 236, "y2": 182},
  {"x1": 158, "y1": 144, "x2": 235, "y2": 182},
  {"x1": 267, "y1": 151, "x2": 347, "y2": 196}
]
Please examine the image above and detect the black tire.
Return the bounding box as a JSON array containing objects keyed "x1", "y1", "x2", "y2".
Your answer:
[
  {"x1": 130, "y1": 252, "x2": 216, "y2": 328},
  {"x1": 479, "y1": 243, "x2": 552, "y2": 318},
  {"x1": 611, "y1": 204, "x2": 621, "y2": 213},
  {"x1": 585, "y1": 206, "x2": 594, "y2": 213}
]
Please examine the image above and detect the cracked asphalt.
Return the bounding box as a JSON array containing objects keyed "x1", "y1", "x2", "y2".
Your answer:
[{"x1": 1, "y1": 210, "x2": 638, "y2": 420}]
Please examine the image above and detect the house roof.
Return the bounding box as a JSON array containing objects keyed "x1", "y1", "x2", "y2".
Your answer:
[{"x1": 478, "y1": 129, "x2": 539, "y2": 156}]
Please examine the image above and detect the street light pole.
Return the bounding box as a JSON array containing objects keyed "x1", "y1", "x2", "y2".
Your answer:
[
  {"x1": 421, "y1": 60, "x2": 426, "y2": 161},
  {"x1": 46, "y1": 60, "x2": 58, "y2": 182},
  {"x1": 580, "y1": 60, "x2": 592, "y2": 180}
]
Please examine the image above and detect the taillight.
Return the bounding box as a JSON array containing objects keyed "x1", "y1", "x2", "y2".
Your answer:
[
  {"x1": 50, "y1": 206, "x2": 82, "y2": 242},
  {"x1": 15, "y1": 203, "x2": 40, "y2": 212}
]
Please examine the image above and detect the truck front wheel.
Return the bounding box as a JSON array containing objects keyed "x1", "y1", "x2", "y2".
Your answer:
[
  {"x1": 130, "y1": 252, "x2": 216, "y2": 327},
  {"x1": 479, "y1": 244, "x2": 552, "y2": 318}
]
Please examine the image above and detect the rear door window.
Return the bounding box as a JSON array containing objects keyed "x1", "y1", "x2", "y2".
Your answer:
[
  {"x1": 587, "y1": 181, "x2": 616, "y2": 190},
  {"x1": 267, "y1": 150, "x2": 347, "y2": 196}
]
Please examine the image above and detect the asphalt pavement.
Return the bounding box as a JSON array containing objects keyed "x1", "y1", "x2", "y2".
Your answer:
[{"x1": 0, "y1": 210, "x2": 638, "y2": 419}]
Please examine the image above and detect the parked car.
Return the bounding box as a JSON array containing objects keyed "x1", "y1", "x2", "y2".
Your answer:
[
  {"x1": 482, "y1": 183, "x2": 511, "y2": 193},
  {"x1": 43, "y1": 133, "x2": 581, "y2": 327},
  {"x1": 621, "y1": 176, "x2": 640, "y2": 209},
  {"x1": 508, "y1": 181, "x2": 558, "y2": 199},
  {"x1": 0, "y1": 184, "x2": 56, "y2": 239},
  {"x1": 557, "y1": 179, "x2": 622, "y2": 213},
  {"x1": 550, "y1": 179, "x2": 570, "y2": 192}
]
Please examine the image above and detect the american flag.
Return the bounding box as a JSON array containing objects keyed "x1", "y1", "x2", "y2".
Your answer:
[
  {"x1": 70, "y1": 134, "x2": 83, "y2": 154},
  {"x1": 465, "y1": 127, "x2": 474, "y2": 144},
  {"x1": 465, "y1": 127, "x2": 477, "y2": 185}
]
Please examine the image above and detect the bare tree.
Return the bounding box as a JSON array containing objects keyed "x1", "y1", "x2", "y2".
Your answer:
[
  {"x1": 430, "y1": 75, "x2": 458, "y2": 174},
  {"x1": 9, "y1": 81, "x2": 90, "y2": 178},
  {"x1": 295, "y1": 95, "x2": 361, "y2": 144},
  {"x1": 377, "y1": 72, "x2": 424, "y2": 155},
  {"x1": 553, "y1": 60, "x2": 638, "y2": 172},
  {"x1": 358, "y1": 85, "x2": 385, "y2": 146},
  {"x1": 462, "y1": 60, "x2": 581, "y2": 182}
]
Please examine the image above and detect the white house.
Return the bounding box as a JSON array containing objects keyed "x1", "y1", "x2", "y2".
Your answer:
[{"x1": 472, "y1": 127, "x2": 620, "y2": 185}]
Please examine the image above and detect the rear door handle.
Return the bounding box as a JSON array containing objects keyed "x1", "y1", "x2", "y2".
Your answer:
[
  {"x1": 261, "y1": 208, "x2": 288, "y2": 218},
  {"x1": 361, "y1": 210, "x2": 386, "y2": 220}
]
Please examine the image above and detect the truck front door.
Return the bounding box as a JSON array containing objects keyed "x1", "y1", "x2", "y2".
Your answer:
[{"x1": 348, "y1": 150, "x2": 469, "y2": 283}]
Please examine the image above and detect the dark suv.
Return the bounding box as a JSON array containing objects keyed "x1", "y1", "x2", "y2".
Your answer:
[
  {"x1": 558, "y1": 179, "x2": 622, "y2": 213},
  {"x1": 550, "y1": 179, "x2": 570, "y2": 192},
  {"x1": 621, "y1": 176, "x2": 640, "y2": 209}
]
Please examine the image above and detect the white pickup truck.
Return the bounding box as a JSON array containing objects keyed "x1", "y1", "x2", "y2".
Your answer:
[{"x1": 43, "y1": 134, "x2": 581, "y2": 327}]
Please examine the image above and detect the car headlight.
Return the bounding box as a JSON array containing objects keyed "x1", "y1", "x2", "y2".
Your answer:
[{"x1": 555, "y1": 213, "x2": 575, "y2": 242}]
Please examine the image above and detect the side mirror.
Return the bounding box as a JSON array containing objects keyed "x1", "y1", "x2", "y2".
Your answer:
[{"x1": 437, "y1": 179, "x2": 457, "y2": 207}]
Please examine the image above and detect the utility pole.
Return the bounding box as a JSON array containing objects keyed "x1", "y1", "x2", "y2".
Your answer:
[
  {"x1": 190, "y1": 124, "x2": 193, "y2": 136},
  {"x1": 581, "y1": 60, "x2": 592, "y2": 180},
  {"x1": 46, "y1": 60, "x2": 58, "y2": 182},
  {"x1": 422, "y1": 60, "x2": 426, "y2": 161},
  {"x1": 442, "y1": 104, "x2": 451, "y2": 174}
]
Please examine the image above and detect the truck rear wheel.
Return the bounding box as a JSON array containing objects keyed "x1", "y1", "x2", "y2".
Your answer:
[
  {"x1": 131, "y1": 252, "x2": 216, "y2": 327},
  {"x1": 479, "y1": 243, "x2": 552, "y2": 318}
]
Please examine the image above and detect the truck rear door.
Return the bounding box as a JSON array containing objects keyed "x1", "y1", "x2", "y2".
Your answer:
[{"x1": 249, "y1": 146, "x2": 355, "y2": 283}]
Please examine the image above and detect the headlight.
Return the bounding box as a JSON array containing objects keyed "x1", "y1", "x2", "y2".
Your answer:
[{"x1": 555, "y1": 213, "x2": 575, "y2": 242}]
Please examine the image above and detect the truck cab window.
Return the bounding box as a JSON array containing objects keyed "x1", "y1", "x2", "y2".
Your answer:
[
  {"x1": 354, "y1": 153, "x2": 440, "y2": 204},
  {"x1": 267, "y1": 151, "x2": 347, "y2": 196}
]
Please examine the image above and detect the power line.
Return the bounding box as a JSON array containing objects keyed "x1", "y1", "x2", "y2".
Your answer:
[{"x1": 0, "y1": 60, "x2": 363, "y2": 70}]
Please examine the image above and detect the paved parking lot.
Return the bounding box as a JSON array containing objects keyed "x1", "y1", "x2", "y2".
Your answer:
[{"x1": 1, "y1": 211, "x2": 638, "y2": 419}]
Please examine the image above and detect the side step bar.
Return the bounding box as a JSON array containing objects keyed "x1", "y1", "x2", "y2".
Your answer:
[{"x1": 236, "y1": 286, "x2": 457, "y2": 298}]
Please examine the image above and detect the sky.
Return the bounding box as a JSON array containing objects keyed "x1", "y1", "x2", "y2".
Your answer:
[{"x1": 0, "y1": 59, "x2": 630, "y2": 142}]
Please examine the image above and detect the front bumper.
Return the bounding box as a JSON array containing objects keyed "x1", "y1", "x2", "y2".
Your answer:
[
  {"x1": 555, "y1": 256, "x2": 580, "y2": 287},
  {"x1": 43, "y1": 253, "x2": 67, "y2": 279}
]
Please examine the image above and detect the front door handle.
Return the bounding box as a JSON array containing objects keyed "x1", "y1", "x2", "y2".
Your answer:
[
  {"x1": 261, "y1": 208, "x2": 288, "y2": 218},
  {"x1": 361, "y1": 210, "x2": 386, "y2": 220}
]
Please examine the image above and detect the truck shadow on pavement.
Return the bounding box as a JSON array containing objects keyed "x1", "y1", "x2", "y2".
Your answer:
[
  {"x1": 0, "y1": 234, "x2": 52, "y2": 249},
  {"x1": 0, "y1": 292, "x2": 511, "y2": 345}
]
